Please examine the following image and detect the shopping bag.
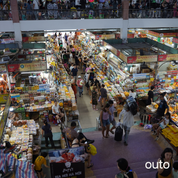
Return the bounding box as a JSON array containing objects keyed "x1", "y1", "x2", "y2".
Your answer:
[
  {"x1": 89, "y1": 144, "x2": 97, "y2": 156},
  {"x1": 98, "y1": 96, "x2": 101, "y2": 102},
  {"x1": 114, "y1": 123, "x2": 123, "y2": 141}
]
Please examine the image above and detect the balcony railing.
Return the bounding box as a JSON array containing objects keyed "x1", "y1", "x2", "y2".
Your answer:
[
  {"x1": 129, "y1": 9, "x2": 176, "y2": 18},
  {"x1": 19, "y1": 9, "x2": 122, "y2": 20},
  {"x1": 0, "y1": 10, "x2": 12, "y2": 20}
]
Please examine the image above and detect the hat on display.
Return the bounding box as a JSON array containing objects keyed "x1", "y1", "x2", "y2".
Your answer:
[{"x1": 78, "y1": 76, "x2": 81, "y2": 78}]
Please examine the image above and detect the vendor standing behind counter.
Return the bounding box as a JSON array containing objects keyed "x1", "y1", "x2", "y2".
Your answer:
[{"x1": 147, "y1": 86, "x2": 154, "y2": 105}]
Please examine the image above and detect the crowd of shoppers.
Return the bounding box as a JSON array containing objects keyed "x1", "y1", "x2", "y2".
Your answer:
[{"x1": 129, "y1": 0, "x2": 178, "y2": 18}]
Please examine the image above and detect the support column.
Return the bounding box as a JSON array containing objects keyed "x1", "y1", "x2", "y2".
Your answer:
[
  {"x1": 10, "y1": 0, "x2": 19, "y2": 23},
  {"x1": 10, "y1": 0, "x2": 22, "y2": 48},
  {"x1": 121, "y1": 0, "x2": 129, "y2": 42},
  {"x1": 120, "y1": 20, "x2": 129, "y2": 43},
  {"x1": 14, "y1": 23, "x2": 22, "y2": 48}
]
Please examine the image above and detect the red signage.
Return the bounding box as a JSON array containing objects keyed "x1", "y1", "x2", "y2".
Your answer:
[
  {"x1": 167, "y1": 70, "x2": 178, "y2": 76},
  {"x1": 127, "y1": 34, "x2": 134, "y2": 38},
  {"x1": 115, "y1": 34, "x2": 120, "y2": 39},
  {"x1": 117, "y1": 50, "x2": 120, "y2": 57},
  {"x1": 22, "y1": 37, "x2": 29, "y2": 42},
  {"x1": 173, "y1": 37, "x2": 178, "y2": 44},
  {"x1": 158, "y1": 55, "x2": 167, "y2": 62},
  {"x1": 95, "y1": 35, "x2": 101, "y2": 40},
  {"x1": 8, "y1": 64, "x2": 20, "y2": 72},
  {"x1": 127, "y1": 56, "x2": 137, "y2": 63}
]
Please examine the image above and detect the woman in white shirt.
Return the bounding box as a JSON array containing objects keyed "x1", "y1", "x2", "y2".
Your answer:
[
  {"x1": 129, "y1": 89, "x2": 137, "y2": 99},
  {"x1": 52, "y1": 101, "x2": 64, "y2": 125},
  {"x1": 152, "y1": 112, "x2": 170, "y2": 141}
]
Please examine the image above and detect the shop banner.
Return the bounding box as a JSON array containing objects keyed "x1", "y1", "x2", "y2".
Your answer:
[
  {"x1": 28, "y1": 36, "x2": 45, "y2": 42},
  {"x1": 22, "y1": 37, "x2": 29, "y2": 42},
  {"x1": 158, "y1": 54, "x2": 178, "y2": 62},
  {"x1": 115, "y1": 34, "x2": 120, "y2": 39},
  {"x1": 127, "y1": 56, "x2": 137, "y2": 64},
  {"x1": 147, "y1": 30, "x2": 160, "y2": 37},
  {"x1": 0, "y1": 38, "x2": 15, "y2": 44},
  {"x1": 167, "y1": 70, "x2": 178, "y2": 76},
  {"x1": 172, "y1": 37, "x2": 178, "y2": 44},
  {"x1": 0, "y1": 65, "x2": 6, "y2": 73},
  {"x1": 0, "y1": 95, "x2": 10, "y2": 141},
  {"x1": 127, "y1": 34, "x2": 134, "y2": 38},
  {"x1": 136, "y1": 55, "x2": 157, "y2": 63},
  {"x1": 19, "y1": 61, "x2": 46, "y2": 72},
  {"x1": 49, "y1": 147, "x2": 85, "y2": 178},
  {"x1": 8, "y1": 64, "x2": 20, "y2": 72},
  {"x1": 0, "y1": 94, "x2": 8, "y2": 104},
  {"x1": 119, "y1": 51, "x2": 128, "y2": 62},
  {"x1": 95, "y1": 34, "x2": 115, "y2": 40},
  {"x1": 117, "y1": 50, "x2": 120, "y2": 57},
  {"x1": 95, "y1": 35, "x2": 101, "y2": 40},
  {"x1": 161, "y1": 33, "x2": 177, "y2": 37}
]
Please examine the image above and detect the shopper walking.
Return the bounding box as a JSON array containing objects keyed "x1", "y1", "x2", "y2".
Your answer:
[
  {"x1": 100, "y1": 103, "x2": 111, "y2": 138},
  {"x1": 100, "y1": 84, "x2": 107, "y2": 107},
  {"x1": 119, "y1": 104, "x2": 134, "y2": 146},
  {"x1": 34, "y1": 152, "x2": 49, "y2": 178},
  {"x1": 156, "y1": 148, "x2": 173, "y2": 178},
  {"x1": 33, "y1": 0, "x2": 39, "y2": 20},
  {"x1": 71, "y1": 77, "x2": 77, "y2": 102},
  {"x1": 92, "y1": 86, "x2": 98, "y2": 110},
  {"x1": 71, "y1": 64, "x2": 78, "y2": 81},
  {"x1": 115, "y1": 158, "x2": 138, "y2": 178},
  {"x1": 77, "y1": 76, "x2": 84, "y2": 97},
  {"x1": 42, "y1": 119, "x2": 55, "y2": 148},
  {"x1": 108, "y1": 100, "x2": 116, "y2": 134}
]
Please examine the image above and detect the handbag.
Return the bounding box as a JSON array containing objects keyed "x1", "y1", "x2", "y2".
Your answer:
[{"x1": 88, "y1": 144, "x2": 97, "y2": 156}]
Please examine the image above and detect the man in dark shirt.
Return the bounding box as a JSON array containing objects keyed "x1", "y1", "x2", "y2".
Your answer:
[
  {"x1": 156, "y1": 93, "x2": 169, "y2": 118},
  {"x1": 147, "y1": 86, "x2": 154, "y2": 105},
  {"x1": 72, "y1": 65, "x2": 78, "y2": 81},
  {"x1": 100, "y1": 84, "x2": 107, "y2": 107}
]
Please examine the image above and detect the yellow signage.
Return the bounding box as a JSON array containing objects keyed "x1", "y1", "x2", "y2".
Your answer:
[
  {"x1": 0, "y1": 94, "x2": 8, "y2": 104},
  {"x1": 19, "y1": 61, "x2": 47, "y2": 72},
  {"x1": 136, "y1": 55, "x2": 157, "y2": 63},
  {"x1": 119, "y1": 52, "x2": 127, "y2": 62},
  {"x1": 28, "y1": 36, "x2": 45, "y2": 42}
]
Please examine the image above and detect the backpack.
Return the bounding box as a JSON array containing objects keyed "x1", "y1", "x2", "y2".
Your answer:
[
  {"x1": 126, "y1": 96, "x2": 138, "y2": 116},
  {"x1": 78, "y1": 79, "x2": 84, "y2": 88}
]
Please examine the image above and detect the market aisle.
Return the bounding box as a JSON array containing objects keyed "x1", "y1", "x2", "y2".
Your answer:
[{"x1": 77, "y1": 79, "x2": 101, "y2": 129}]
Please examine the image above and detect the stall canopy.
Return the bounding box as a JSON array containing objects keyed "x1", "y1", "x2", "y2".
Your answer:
[
  {"x1": 22, "y1": 43, "x2": 46, "y2": 49},
  {"x1": 103, "y1": 38, "x2": 178, "y2": 64}
]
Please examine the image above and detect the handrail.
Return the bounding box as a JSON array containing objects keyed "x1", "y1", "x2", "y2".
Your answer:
[
  {"x1": 128, "y1": 9, "x2": 176, "y2": 18},
  {"x1": 18, "y1": 8, "x2": 122, "y2": 20},
  {"x1": 0, "y1": 10, "x2": 12, "y2": 20}
]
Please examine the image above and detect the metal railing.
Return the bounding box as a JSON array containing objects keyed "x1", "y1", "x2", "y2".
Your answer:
[
  {"x1": 0, "y1": 10, "x2": 12, "y2": 20},
  {"x1": 129, "y1": 9, "x2": 176, "y2": 18},
  {"x1": 19, "y1": 9, "x2": 122, "y2": 20}
]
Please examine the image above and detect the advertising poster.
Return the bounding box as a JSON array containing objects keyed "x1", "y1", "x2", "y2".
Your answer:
[
  {"x1": 0, "y1": 38, "x2": 15, "y2": 44},
  {"x1": 158, "y1": 54, "x2": 178, "y2": 62},
  {"x1": 8, "y1": 64, "x2": 20, "y2": 72},
  {"x1": 0, "y1": 65, "x2": 6, "y2": 73},
  {"x1": 49, "y1": 147, "x2": 85, "y2": 178}
]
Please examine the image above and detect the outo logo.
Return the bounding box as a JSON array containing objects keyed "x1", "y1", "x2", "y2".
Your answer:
[{"x1": 145, "y1": 161, "x2": 170, "y2": 169}]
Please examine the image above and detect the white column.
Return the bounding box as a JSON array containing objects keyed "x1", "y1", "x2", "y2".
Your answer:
[
  {"x1": 14, "y1": 23, "x2": 22, "y2": 48},
  {"x1": 120, "y1": 20, "x2": 129, "y2": 43}
]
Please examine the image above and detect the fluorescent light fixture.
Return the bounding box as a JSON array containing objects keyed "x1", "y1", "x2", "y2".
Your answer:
[
  {"x1": 125, "y1": 67, "x2": 128, "y2": 71},
  {"x1": 9, "y1": 107, "x2": 14, "y2": 112},
  {"x1": 21, "y1": 71, "x2": 44, "y2": 74}
]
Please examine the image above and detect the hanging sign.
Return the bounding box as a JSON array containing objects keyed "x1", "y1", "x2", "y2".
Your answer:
[
  {"x1": 8, "y1": 64, "x2": 20, "y2": 72},
  {"x1": 0, "y1": 38, "x2": 15, "y2": 44},
  {"x1": 49, "y1": 147, "x2": 85, "y2": 178},
  {"x1": 19, "y1": 61, "x2": 47, "y2": 72},
  {"x1": 0, "y1": 65, "x2": 6, "y2": 73},
  {"x1": 158, "y1": 54, "x2": 178, "y2": 62}
]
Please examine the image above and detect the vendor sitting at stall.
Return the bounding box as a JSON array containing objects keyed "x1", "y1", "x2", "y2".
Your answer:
[
  {"x1": 152, "y1": 112, "x2": 170, "y2": 141},
  {"x1": 64, "y1": 122, "x2": 94, "y2": 147},
  {"x1": 52, "y1": 101, "x2": 64, "y2": 125},
  {"x1": 156, "y1": 94, "x2": 169, "y2": 121}
]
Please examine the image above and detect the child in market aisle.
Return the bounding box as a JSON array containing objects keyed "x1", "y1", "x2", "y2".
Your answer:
[
  {"x1": 152, "y1": 112, "x2": 171, "y2": 141},
  {"x1": 173, "y1": 162, "x2": 178, "y2": 178},
  {"x1": 92, "y1": 86, "x2": 98, "y2": 110},
  {"x1": 34, "y1": 152, "x2": 49, "y2": 178}
]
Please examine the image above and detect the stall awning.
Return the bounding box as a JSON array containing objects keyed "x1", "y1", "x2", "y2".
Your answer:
[
  {"x1": 0, "y1": 43, "x2": 19, "y2": 50},
  {"x1": 22, "y1": 43, "x2": 46, "y2": 49}
]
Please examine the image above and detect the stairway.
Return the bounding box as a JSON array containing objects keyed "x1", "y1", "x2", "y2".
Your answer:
[
  {"x1": 40, "y1": 138, "x2": 61, "y2": 151},
  {"x1": 86, "y1": 159, "x2": 158, "y2": 178}
]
